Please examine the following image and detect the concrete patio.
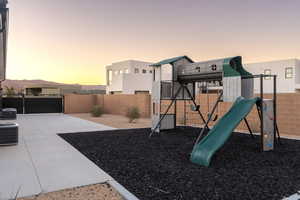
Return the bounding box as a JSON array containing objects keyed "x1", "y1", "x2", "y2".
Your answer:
[{"x1": 0, "y1": 114, "x2": 131, "y2": 200}]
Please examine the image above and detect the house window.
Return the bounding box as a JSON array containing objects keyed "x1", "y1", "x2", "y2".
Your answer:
[
  {"x1": 125, "y1": 69, "x2": 129, "y2": 74},
  {"x1": 285, "y1": 67, "x2": 293, "y2": 79},
  {"x1": 142, "y1": 69, "x2": 147, "y2": 74},
  {"x1": 134, "y1": 68, "x2": 139, "y2": 74},
  {"x1": 264, "y1": 69, "x2": 271, "y2": 80},
  {"x1": 153, "y1": 103, "x2": 155, "y2": 115}
]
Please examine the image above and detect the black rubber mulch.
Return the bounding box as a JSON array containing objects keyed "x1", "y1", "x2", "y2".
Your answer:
[{"x1": 59, "y1": 127, "x2": 300, "y2": 200}]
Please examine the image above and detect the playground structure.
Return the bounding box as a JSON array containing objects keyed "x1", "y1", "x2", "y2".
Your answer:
[{"x1": 149, "y1": 55, "x2": 280, "y2": 167}]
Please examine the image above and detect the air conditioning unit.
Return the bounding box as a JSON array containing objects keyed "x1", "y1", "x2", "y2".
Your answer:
[
  {"x1": 0, "y1": 123, "x2": 18, "y2": 145},
  {"x1": 0, "y1": 108, "x2": 17, "y2": 120}
]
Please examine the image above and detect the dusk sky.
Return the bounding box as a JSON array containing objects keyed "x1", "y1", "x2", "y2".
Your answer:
[{"x1": 6, "y1": 0, "x2": 300, "y2": 85}]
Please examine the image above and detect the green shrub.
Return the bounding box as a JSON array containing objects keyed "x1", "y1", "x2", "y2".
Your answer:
[
  {"x1": 126, "y1": 106, "x2": 141, "y2": 123},
  {"x1": 4, "y1": 86, "x2": 16, "y2": 97},
  {"x1": 91, "y1": 105, "x2": 104, "y2": 117}
]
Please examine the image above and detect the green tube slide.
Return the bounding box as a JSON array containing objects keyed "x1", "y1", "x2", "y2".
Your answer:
[{"x1": 190, "y1": 97, "x2": 260, "y2": 167}]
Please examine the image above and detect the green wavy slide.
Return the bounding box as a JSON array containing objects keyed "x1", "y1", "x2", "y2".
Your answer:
[{"x1": 190, "y1": 97, "x2": 260, "y2": 167}]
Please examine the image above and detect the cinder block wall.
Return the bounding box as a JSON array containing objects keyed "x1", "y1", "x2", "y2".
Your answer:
[
  {"x1": 162, "y1": 93, "x2": 300, "y2": 136},
  {"x1": 102, "y1": 94, "x2": 150, "y2": 117},
  {"x1": 64, "y1": 94, "x2": 151, "y2": 118},
  {"x1": 64, "y1": 94, "x2": 97, "y2": 113},
  {"x1": 64, "y1": 93, "x2": 300, "y2": 136},
  {"x1": 96, "y1": 94, "x2": 104, "y2": 107}
]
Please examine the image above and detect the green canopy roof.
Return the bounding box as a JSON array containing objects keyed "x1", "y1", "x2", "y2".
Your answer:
[
  {"x1": 223, "y1": 56, "x2": 252, "y2": 77},
  {"x1": 150, "y1": 55, "x2": 193, "y2": 67}
]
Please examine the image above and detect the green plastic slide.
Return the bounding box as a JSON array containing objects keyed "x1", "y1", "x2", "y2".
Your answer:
[{"x1": 190, "y1": 97, "x2": 260, "y2": 167}]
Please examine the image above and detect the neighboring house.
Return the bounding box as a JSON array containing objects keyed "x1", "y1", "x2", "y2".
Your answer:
[
  {"x1": 106, "y1": 60, "x2": 153, "y2": 94},
  {"x1": 244, "y1": 59, "x2": 300, "y2": 93},
  {"x1": 197, "y1": 58, "x2": 300, "y2": 94},
  {"x1": 75, "y1": 89, "x2": 106, "y2": 95},
  {"x1": 24, "y1": 84, "x2": 106, "y2": 96},
  {"x1": 24, "y1": 84, "x2": 82, "y2": 96},
  {"x1": 78, "y1": 85, "x2": 106, "y2": 94}
]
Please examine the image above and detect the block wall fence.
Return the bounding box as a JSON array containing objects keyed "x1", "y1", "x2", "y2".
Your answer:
[
  {"x1": 64, "y1": 93, "x2": 300, "y2": 136},
  {"x1": 64, "y1": 94, "x2": 151, "y2": 118}
]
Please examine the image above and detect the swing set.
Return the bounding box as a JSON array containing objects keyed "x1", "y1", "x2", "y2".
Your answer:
[{"x1": 149, "y1": 55, "x2": 280, "y2": 166}]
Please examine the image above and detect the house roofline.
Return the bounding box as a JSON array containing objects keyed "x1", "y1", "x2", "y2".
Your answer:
[{"x1": 245, "y1": 58, "x2": 300, "y2": 65}]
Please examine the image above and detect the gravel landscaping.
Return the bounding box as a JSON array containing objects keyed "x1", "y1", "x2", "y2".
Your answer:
[
  {"x1": 59, "y1": 127, "x2": 300, "y2": 200},
  {"x1": 18, "y1": 183, "x2": 123, "y2": 200}
]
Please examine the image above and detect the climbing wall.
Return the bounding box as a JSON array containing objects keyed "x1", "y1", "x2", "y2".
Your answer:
[{"x1": 262, "y1": 99, "x2": 274, "y2": 151}]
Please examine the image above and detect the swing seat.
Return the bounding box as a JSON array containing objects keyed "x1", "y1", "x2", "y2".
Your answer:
[
  {"x1": 190, "y1": 104, "x2": 200, "y2": 111},
  {"x1": 207, "y1": 113, "x2": 218, "y2": 122},
  {"x1": 213, "y1": 115, "x2": 218, "y2": 121}
]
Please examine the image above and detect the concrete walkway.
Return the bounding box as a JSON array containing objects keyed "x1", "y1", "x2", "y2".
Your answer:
[{"x1": 0, "y1": 114, "x2": 115, "y2": 200}]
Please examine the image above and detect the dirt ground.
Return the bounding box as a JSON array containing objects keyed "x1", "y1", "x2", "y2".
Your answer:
[
  {"x1": 68, "y1": 113, "x2": 300, "y2": 139},
  {"x1": 69, "y1": 113, "x2": 151, "y2": 129},
  {"x1": 18, "y1": 183, "x2": 123, "y2": 200}
]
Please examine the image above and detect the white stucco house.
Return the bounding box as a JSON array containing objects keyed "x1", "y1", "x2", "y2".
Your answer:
[
  {"x1": 244, "y1": 58, "x2": 300, "y2": 93},
  {"x1": 106, "y1": 58, "x2": 300, "y2": 95},
  {"x1": 106, "y1": 60, "x2": 153, "y2": 94},
  {"x1": 199, "y1": 58, "x2": 300, "y2": 94}
]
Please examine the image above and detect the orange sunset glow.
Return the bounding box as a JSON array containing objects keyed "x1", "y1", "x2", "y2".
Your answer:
[{"x1": 6, "y1": 0, "x2": 300, "y2": 85}]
